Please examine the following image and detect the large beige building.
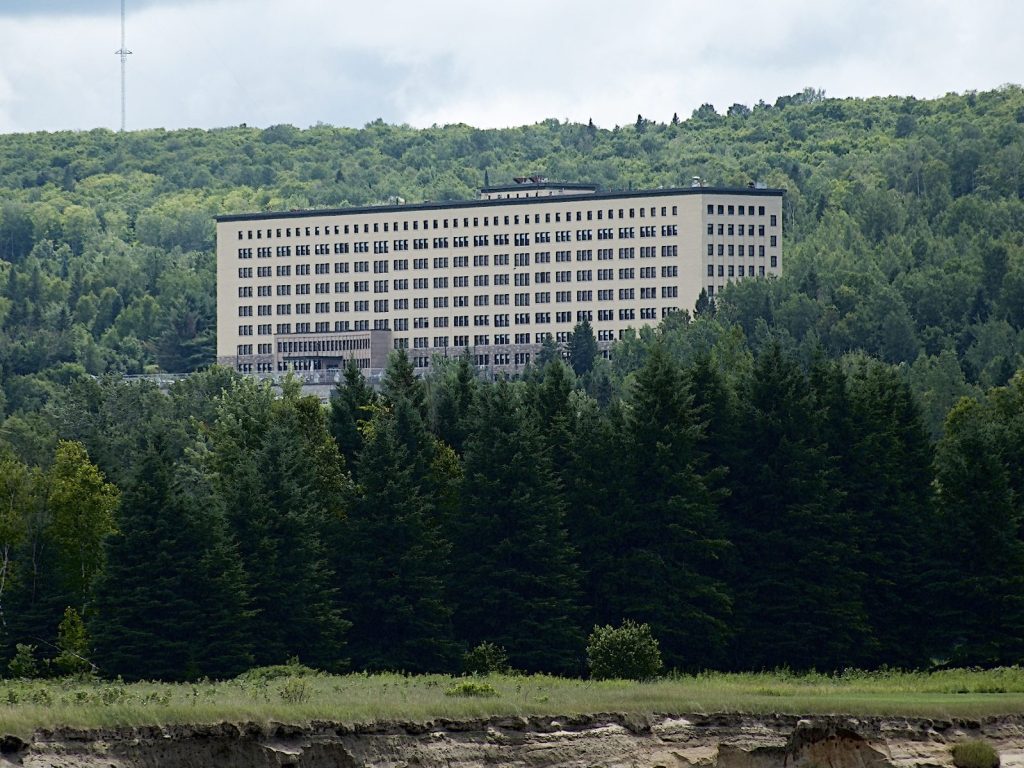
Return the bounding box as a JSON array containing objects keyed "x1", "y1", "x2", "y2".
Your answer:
[{"x1": 216, "y1": 180, "x2": 783, "y2": 376}]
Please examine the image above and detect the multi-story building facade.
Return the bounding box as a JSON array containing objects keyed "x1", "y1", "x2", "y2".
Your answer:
[{"x1": 216, "y1": 180, "x2": 783, "y2": 376}]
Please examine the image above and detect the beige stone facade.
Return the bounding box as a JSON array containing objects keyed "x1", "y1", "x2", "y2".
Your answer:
[{"x1": 216, "y1": 182, "x2": 783, "y2": 376}]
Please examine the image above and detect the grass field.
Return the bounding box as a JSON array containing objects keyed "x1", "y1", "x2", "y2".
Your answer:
[{"x1": 1, "y1": 667, "x2": 1023, "y2": 738}]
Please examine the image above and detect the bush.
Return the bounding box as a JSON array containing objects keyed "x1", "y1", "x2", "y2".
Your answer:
[
  {"x1": 7, "y1": 644, "x2": 39, "y2": 679},
  {"x1": 586, "y1": 620, "x2": 663, "y2": 681},
  {"x1": 278, "y1": 678, "x2": 311, "y2": 704},
  {"x1": 462, "y1": 642, "x2": 510, "y2": 675},
  {"x1": 951, "y1": 741, "x2": 999, "y2": 768},
  {"x1": 54, "y1": 607, "x2": 92, "y2": 676},
  {"x1": 235, "y1": 657, "x2": 320, "y2": 684},
  {"x1": 444, "y1": 680, "x2": 499, "y2": 697}
]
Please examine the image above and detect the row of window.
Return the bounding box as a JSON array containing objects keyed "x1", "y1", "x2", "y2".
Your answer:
[
  {"x1": 708, "y1": 264, "x2": 769, "y2": 278},
  {"x1": 237, "y1": 284, "x2": 683, "y2": 319},
  {"x1": 235, "y1": 297, "x2": 683, "y2": 339},
  {"x1": 707, "y1": 223, "x2": 773, "y2": 236},
  {"x1": 238, "y1": 263, "x2": 684, "y2": 288},
  {"x1": 707, "y1": 242, "x2": 778, "y2": 257},
  {"x1": 237, "y1": 307, "x2": 681, "y2": 358},
  {"x1": 237, "y1": 230, "x2": 694, "y2": 259},
  {"x1": 235, "y1": 204, "x2": 691, "y2": 241},
  {"x1": 238, "y1": 279, "x2": 683, "y2": 312},
  {"x1": 707, "y1": 204, "x2": 773, "y2": 218}
]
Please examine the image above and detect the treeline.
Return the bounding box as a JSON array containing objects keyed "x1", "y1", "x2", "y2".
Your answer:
[
  {"x1": 2, "y1": 86, "x2": 1024, "y2": 435},
  {"x1": 2, "y1": 326, "x2": 1022, "y2": 680}
]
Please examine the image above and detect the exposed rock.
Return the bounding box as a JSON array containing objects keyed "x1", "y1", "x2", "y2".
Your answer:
[{"x1": 1, "y1": 714, "x2": 1021, "y2": 768}]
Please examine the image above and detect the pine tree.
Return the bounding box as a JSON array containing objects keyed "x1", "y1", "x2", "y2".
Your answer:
[
  {"x1": 932, "y1": 396, "x2": 1024, "y2": 664},
  {"x1": 567, "y1": 319, "x2": 598, "y2": 376},
  {"x1": 725, "y1": 343, "x2": 870, "y2": 670},
  {"x1": 90, "y1": 440, "x2": 252, "y2": 680},
  {"x1": 842, "y1": 360, "x2": 937, "y2": 667},
  {"x1": 339, "y1": 400, "x2": 456, "y2": 672},
  {"x1": 208, "y1": 379, "x2": 350, "y2": 671},
  {"x1": 381, "y1": 348, "x2": 426, "y2": 418},
  {"x1": 451, "y1": 380, "x2": 584, "y2": 673},
  {"x1": 561, "y1": 392, "x2": 627, "y2": 631},
  {"x1": 608, "y1": 344, "x2": 732, "y2": 669},
  {"x1": 536, "y1": 334, "x2": 560, "y2": 368},
  {"x1": 430, "y1": 353, "x2": 476, "y2": 454},
  {"x1": 329, "y1": 358, "x2": 376, "y2": 464},
  {"x1": 694, "y1": 288, "x2": 714, "y2": 318}
]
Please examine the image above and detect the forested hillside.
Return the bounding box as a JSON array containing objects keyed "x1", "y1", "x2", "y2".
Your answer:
[
  {"x1": 1, "y1": 87, "x2": 1024, "y2": 681},
  {"x1": 1, "y1": 86, "x2": 1023, "y2": 430}
]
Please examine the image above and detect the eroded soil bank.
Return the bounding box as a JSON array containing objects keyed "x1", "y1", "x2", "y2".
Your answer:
[{"x1": 2, "y1": 712, "x2": 1023, "y2": 768}]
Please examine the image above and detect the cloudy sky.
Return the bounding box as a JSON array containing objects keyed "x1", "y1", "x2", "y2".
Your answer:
[{"x1": 0, "y1": 0, "x2": 1019, "y2": 134}]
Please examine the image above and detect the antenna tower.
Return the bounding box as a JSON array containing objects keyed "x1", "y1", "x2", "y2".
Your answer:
[{"x1": 115, "y1": 0, "x2": 132, "y2": 131}]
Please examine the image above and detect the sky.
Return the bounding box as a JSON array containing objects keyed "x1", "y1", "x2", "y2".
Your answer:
[{"x1": 0, "y1": 0, "x2": 1020, "y2": 134}]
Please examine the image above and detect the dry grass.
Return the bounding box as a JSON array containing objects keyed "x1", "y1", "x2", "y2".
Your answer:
[{"x1": 1, "y1": 667, "x2": 1023, "y2": 738}]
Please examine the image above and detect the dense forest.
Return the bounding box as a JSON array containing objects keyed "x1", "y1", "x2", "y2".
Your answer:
[
  {"x1": 1, "y1": 85, "x2": 1023, "y2": 679},
  {"x1": 1, "y1": 345, "x2": 1023, "y2": 680}
]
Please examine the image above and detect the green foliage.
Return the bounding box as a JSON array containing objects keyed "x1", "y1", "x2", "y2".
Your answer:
[
  {"x1": 444, "y1": 679, "x2": 498, "y2": 697},
  {"x1": 54, "y1": 606, "x2": 91, "y2": 676},
  {"x1": 451, "y1": 380, "x2": 583, "y2": 674},
  {"x1": 567, "y1": 319, "x2": 598, "y2": 376},
  {"x1": 278, "y1": 678, "x2": 311, "y2": 704},
  {"x1": 3, "y1": 89, "x2": 1024, "y2": 680},
  {"x1": 46, "y1": 441, "x2": 119, "y2": 608},
  {"x1": 206, "y1": 378, "x2": 350, "y2": 672},
  {"x1": 329, "y1": 358, "x2": 375, "y2": 464},
  {"x1": 337, "y1": 396, "x2": 457, "y2": 673},
  {"x1": 89, "y1": 439, "x2": 253, "y2": 681},
  {"x1": 235, "y1": 658, "x2": 320, "y2": 684},
  {"x1": 586, "y1": 621, "x2": 663, "y2": 681},
  {"x1": 462, "y1": 642, "x2": 510, "y2": 675},
  {"x1": 931, "y1": 378, "x2": 1024, "y2": 665},
  {"x1": 951, "y1": 741, "x2": 1000, "y2": 768},
  {"x1": 7, "y1": 643, "x2": 38, "y2": 679}
]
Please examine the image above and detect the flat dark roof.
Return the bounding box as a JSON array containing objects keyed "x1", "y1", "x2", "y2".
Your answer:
[
  {"x1": 216, "y1": 185, "x2": 784, "y2": 223},
  {"x1": 480, "y1": 181, "x2": 598, "y2": 193}
]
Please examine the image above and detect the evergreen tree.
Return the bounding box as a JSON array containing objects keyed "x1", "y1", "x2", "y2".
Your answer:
[
  {"x1": 932, "y1": 396, "x2": 1024, "y2": 664},
  {"x1": 608, "y1": 344, "x2": 732, "y2": 669},
  {"x1": 339, "y1": 400, "x2": 456, "y2": 672},
  {"x1": 536, "y1": 334, "x2": 560, "y2": 368},
  {"x1": 843, "y1": 360, "x2": 937, "y2": 667},
  {"x1": 90, "y1": 440, "x2": 252, "y2": 680},
  {"x1": 694, "y1": 288, "x2": 715, "y2": 318},
  {"x1": 725, "y1": 343, "x2": 869, "y2": 670},
  {"x1": 329, "y1": 358, "x2": 376, "y2": 464},
  {"x1": 567, "y1": 319, "x2": 598, "y2": 376},
  {"x1": 430, "y1": 353, "x2": 476, "y2": 454},
  {"x1": 451, "y1": 380, "x2": 584, "y2": 673},
  {"x1": 561, "y1": 392, "x2": 627, "y2": 631},
  {"x1": 208, "y1": 379, "x2": 350, "y2": 671},
  {"x1": 381, "y1": 348, "x2": 426, "y2": 418}
]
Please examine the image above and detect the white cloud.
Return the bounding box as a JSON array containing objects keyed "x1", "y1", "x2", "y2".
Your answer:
[{"x1": 0, "y1": 0, "x2": 1020, "y2": 134}]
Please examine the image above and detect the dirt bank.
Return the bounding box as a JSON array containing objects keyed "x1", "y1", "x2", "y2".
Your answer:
[{"x1": 2, "y1": 712, "x2": 1023, "y2": 768}]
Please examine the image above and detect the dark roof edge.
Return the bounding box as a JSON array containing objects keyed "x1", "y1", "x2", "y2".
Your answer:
[
  {"x1": 480, "y1": 182, "x2": 598, "y2": 192},
  {"x1": 216, "y1": 186, "x2": 785, "y2": 223}
]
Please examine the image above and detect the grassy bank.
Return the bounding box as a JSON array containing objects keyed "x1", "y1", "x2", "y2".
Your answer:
[{"x1": 2, "y1": 668, "x2": 1023, "y2": 737}]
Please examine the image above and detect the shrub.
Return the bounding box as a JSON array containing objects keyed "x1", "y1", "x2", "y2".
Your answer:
[
  {"x1": 586, "y1": 620, "x2": 663, "y2": 681},
  {"x1": 7, "y1": 644, "x2": 39, "y2": 679},
  {"x1": 444, "y1": 680, "x2": 498, "y2": 697},
  {"x1": 951, "y1": 741, "x2": 999, "y2": 768},
  {"x1": 54, "y1": 607, "x2": 93, "y2": 676},
  {"x1": 236, "y1": 657, "x2": 319, "y2": 684},
  {"x1": 462, "y1": 642, "x2": 510, "y2": 675},
  {"x1": 278, "y1": 678, "x2": 311, "y2": 704}
]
